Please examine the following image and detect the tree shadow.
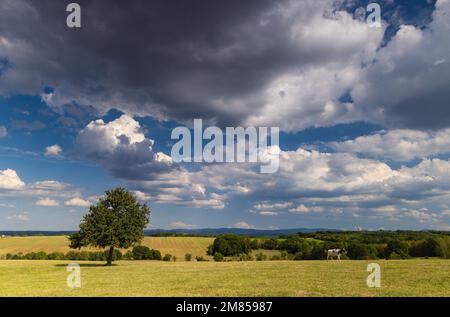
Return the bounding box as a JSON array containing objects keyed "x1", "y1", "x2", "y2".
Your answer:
[{"x1": 54, "y1": 263, "x2": 118, "y2": 267}]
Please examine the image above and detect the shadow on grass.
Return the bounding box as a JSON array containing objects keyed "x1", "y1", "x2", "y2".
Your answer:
[{"x1": 54, "y1": 263, "x2": 118, "y2": 267}]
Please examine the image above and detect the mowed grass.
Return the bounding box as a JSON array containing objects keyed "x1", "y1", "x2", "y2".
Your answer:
[
  {"x1": 0, "y1": 259, "x2": 449, "y2": 297},
  {"x1": 1, "y1": 236, "x2": 449, "y2": 296},
  {"x1": 0, "y1": 236, "x2": 214, "y2": 260}
]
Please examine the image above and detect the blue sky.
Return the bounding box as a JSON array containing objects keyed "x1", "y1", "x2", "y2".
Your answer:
[
  {"x1": 1, "y1": 0, "x2": 450, "y2": 231},
  {"x1": 0, "y1": 96, "x2": 382, "y2": 230}
]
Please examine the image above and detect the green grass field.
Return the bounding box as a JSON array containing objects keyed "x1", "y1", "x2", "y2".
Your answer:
[
  {"x1": 0, "y1": 259, "x2": 449, "y2": 296},
  {"x1": 0, "y1": 236, "x2": 449, "y2": 297}
]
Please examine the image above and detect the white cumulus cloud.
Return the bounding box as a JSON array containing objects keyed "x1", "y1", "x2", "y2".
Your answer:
[
  {"x1": 331, "y1": 128, "x2": 450, "y2": 161},
  {"x1": 45, "y1": 144, "x2": 62, "y2": 156},
  {"x1": 0, "y1": 169, "x2": 25, "y2": 190},
  {"x1": 232, "y1": 221, "x2": 255, "y2": 229},
  {"x1": 65, "y1": 197, "x2": 90, "y2": 207},
  {"x1": 168, "y1": 221, "x2": 198, "y2": 229},
  {"x1": 289, "y1": 204, "x2": 325, "y2": 214},
  {"x1": 75, "y1": 115, "x2": 174, "y2": 180},
  {"x1": 35, "y1": 197, "x2": 59, "y2": 207}
]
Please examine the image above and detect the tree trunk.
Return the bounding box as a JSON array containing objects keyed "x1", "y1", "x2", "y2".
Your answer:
[{"x1": 106, "y1": 246, "x2": 114, "y2": 266}]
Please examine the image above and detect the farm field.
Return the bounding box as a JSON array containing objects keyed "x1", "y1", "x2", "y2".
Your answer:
[
  {"x1": 0, "y1": 236, "x2": 215, "y2": 260},
  {"x1": 0, "y1": 259, "x2": 449, "y2": 297},
  {"x1": 0, "y1": 236, "x2": 283, "y2": 260},
  {"x1": 1, "y1": 236, "x2": 449, "y2": 297}
]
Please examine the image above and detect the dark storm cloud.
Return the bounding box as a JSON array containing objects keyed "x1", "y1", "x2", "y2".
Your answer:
[
  {"x1": 0, "y1": 0, "x2": 448, "y2": 130},
  {"x1": 385, "y1": 84, "x2": 450, "y2": 130},
  {"x1": 1, "y1": 0, "x2": 303, "y2": 126},
  {"x1": 0, "y1": 0, "x2": 380, "y2": 128}
]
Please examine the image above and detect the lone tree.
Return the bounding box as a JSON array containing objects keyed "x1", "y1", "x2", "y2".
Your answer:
[{"x1": 69, "y1": 188, "x2": 150, "y2": 266}]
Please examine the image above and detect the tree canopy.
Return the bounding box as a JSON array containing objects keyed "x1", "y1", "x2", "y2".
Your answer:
[
  {"x1": 210, "y1": 234, "x2": 252, "y2": 256},
  {"x1": 69, "y1": 188, "x2": 150, "y2": 265}
]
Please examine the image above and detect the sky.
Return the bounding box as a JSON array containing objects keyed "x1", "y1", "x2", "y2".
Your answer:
[{"x1": 1, "y1": 0, "x2": 450, "y2": 231}]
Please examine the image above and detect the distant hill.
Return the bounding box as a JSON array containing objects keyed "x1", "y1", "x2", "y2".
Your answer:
[
  {"x1": 0, "y1": 228, "x2": 339, "y2": 237},
  {"x1": 146, "y1": 227, "x2": 339, "y2": 237},
  {"x1": 0, "y1": 231, "x2": 75, "y2": 236}
]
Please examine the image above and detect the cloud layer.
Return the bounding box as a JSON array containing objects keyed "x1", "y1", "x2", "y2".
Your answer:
[
  {"x1": 1, "y1": 0, "x2": 450, "y2": 230},
  {"x1": 0, "y1": 0, "x2": 448, "y2": 131},
  {"x1": 331, "y1": 128, "x2": 450, "y2": 161},
  {"x1": 71, "y1": 115, "x2": 450, "y2": 226}
]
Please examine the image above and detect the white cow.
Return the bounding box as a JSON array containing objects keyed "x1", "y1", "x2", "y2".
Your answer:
[{"x1": 327, "y1": 248, "x2": 347, "y2": 261}]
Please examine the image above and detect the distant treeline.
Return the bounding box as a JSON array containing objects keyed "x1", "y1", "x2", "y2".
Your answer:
[
  {"x1": 1, "y1": 246, "x2": 177, "y2": 262},
  {"x1": 0, "y1": 229, "x2": 318, "y2": 237},
  {"x1": 208, "y1": 231, "x2": 450, "y2": 260},
  {"x1": 146, "y1": 232, "x2": 212, "y2": 237},
  {"x1": 259, "y1": 231, "x2": 450, "y2": 259},
  {"x1": 296, "y1": 230, "x2": 450, "y2": 243},
  {"x1": 2, "y1": 229, "x2": 449, "y2": 239},
  {"x1": 0, "y1": 231, "x2": 209, "y2": 238},
  {"x1": 0, "y1": 231, "x2": 74, "y2": 237}
]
